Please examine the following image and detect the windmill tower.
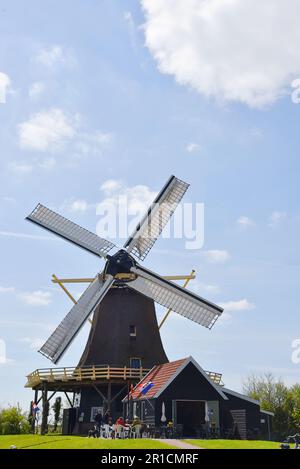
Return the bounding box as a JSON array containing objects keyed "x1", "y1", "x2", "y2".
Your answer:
[{"x1": 25, "y1": 175, "x2": 223, "y2": 434}]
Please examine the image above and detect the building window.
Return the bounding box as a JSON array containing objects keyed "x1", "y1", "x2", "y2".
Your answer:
[
  {"x1": 129, "y1": 325, "x2": 136, "y2": 337},
  {"x1": 130, "y1": 357, "x2": 141, "y2": 369},
  {"x1": 90, "y1": 406, "x2": 103, "y2": 423}
]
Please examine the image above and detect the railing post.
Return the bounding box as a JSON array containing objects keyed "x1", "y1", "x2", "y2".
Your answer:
[
  {"x1": 124, "y1": 366, "x2": 126, "y2": 380},
  {"x1": 92, "y1": 366, "x2": 96, "y2": 380}
]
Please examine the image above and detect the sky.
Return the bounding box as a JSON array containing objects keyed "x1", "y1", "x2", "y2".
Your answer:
[{"x1": 0, "y1": 0, "x2": 300, "y2": 411}]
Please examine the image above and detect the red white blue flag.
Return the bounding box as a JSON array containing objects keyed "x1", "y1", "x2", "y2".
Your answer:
[{"x1": 141, "y1": 381, "x2": 154, "y2": 395}]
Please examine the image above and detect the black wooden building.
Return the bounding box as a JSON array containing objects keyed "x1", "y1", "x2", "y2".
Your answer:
[{"x1": 124, "y1": 357, "x2": 273, "y2": 439}]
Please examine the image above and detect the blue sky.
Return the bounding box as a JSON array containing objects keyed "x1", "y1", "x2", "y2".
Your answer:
[{"x1": 0, "y1": 0, "x2": 300, "y2": 410}]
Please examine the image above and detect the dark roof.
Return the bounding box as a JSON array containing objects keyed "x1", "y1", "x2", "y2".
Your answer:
[{"x1": 125, "y1": 356, "x2": 228, "y2": 401}]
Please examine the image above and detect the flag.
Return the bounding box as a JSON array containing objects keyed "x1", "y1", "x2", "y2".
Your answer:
[{"x1": 141, "y1": 381, "x2": 154, "y2": 395}]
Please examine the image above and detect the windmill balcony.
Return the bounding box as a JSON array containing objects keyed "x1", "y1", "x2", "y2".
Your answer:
[
  {"x1": 25, "y1": 365, "x2": 224, "y2": 390},
  {"x1": 25, "y1": 365, "x2": 151, "y2": 390}
]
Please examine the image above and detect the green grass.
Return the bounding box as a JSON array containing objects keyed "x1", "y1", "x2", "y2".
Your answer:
[
  {"x1": 185, "y1": 439, "x2": 280, "y2": 449},
  {"x1": 0, "y1": 434, "x2": 175, "y2": 450}
]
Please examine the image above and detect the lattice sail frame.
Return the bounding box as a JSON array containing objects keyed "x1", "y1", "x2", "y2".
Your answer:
[
  {"x1": 39, "y1": 275, "x2": 114, "y2": 363},
  {"x1": 27, "y1": 204, "x2": 115, "y2": 258},
  {"x1": 124, "y1": 176, "x2": 189, "y2": 261},
  {"x1": 129, "y1": 266, "x2": 222, "y2": 329}
]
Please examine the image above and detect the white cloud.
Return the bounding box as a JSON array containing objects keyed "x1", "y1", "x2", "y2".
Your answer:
[
  {"x1": 16, "y1": 110, "x2": 111, "y2": 172},
  {"x1": 3, "y1": 196, "x2": 16, "y2": 204},
  {"x1": 202, "y1": 250, "x2": 230, "y2": 264},
  {"x1": 61, "y1": 198, "x2": 92, "y2": 213},
  {"x1": 29, "y1": 81, "x2": 45, "y2": 99},
  {"x1": 0, "y1": 72, "x2": 10, "y2": 103},
  {"x1": 70, "y1": 200, "x2": 89, "y2": 212},
  {"x1": 0, "y1": 231, "x2": 57, "y2": 241},
  {"x1": 0, "y1": 286, "x2": 15, "y2": 293},
  {"x1": 18, "y1": 290, "x2": 51, "y2": 306},
  {"x1": 237, "y1": 216, "x2": 256, "y2": 229},
  {"x1": 124, "y1": 11, "x2": 137, "y2": 50},
  {"x1": 219, "y1": 299, "x2": 255, "y2": 312},
  {"x1": 186, "y1": 142, "x2": 201, "y2": 153},
  {"x1": 35, "y1": 45, "x2": 75, "y2": 69},
  {"x1": 269, "y1": 211, "x2": 287, "y2": 227},
  {"x1": 191, "y1": 280, "x2": 220, "y2": 295},
  {"x1": 98, "y1": 181, "x2": 156, "y2": 216},
  {"x1": 100, "y1": 179, "x2": 123, "y2": 195},
  {"x1": 0, "y1": 357, "x2": 14, "y2": 365},
  {"x1": 141, "y1": 0, "x2": 300, "y2": 108},
  {"x1": 97, "y1": 181, "x2": 157, "y2": 239},
  {"x1": 18, "y1": 108, "x2": 75, "y2": 152},
  {"x1": 19, "y1": 337, "x2": 44, "y2": 350},
  {"x1": 74, "y1": 131, "x2": 112, "y2": 159},
  {"x1": 8, "y1": 162, "x2": 33, "y2": 174},
  {"x1": 0, "y1": 339, "x2": 14, "y2": 365}
]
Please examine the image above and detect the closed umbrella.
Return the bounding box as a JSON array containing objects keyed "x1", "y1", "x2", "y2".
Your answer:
[
  {"x1": 161, "y1": 402, "x2": 167, "y2": 423},
  {"x1": 205, "y1": 402, "x2": 210, "y2": 423}
]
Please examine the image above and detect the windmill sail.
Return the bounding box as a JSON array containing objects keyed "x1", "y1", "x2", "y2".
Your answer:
[
  {"x1": 124, "y1": 176, "x2": 189, "y2": 261},
  {"x1": 27, "y1": 204, "x2": 115, "y2": 258},
  {"x1": 129, "y1": 265, "x2": 223, "y2": 329},
  {"x1": 39, "y1": 275, "x2": 114, "y2": 363}
]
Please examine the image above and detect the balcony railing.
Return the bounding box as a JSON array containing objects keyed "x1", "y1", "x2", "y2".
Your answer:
[
  {"x1": 25, "y1": 365, "x2": 150, "y2": 388},
  {"x1": 26, "y1": 365, "x2": 224, "y2": 388}
]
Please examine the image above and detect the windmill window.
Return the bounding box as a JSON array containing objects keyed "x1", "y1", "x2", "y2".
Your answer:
[
  {"x1": 129, "y1": 325, "x2": 136, "y2": 337},
  {"x1": 130, "y1": 358, "x2": 141, "y2": 369}
]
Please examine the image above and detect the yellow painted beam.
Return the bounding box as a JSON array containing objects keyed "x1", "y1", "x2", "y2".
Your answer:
[
  {"x1": 159, "y1": 269, "x2": 196, "y2": 330},
  {"x1": 52, "y1": 277, "x2": 96, "y2": 284},
  {"x1": 51, "y1": 274, "x2": 196, "y2": 284},
  {"x1": 52, "y1": 269, "x2": 196, "y2": 329},
  {"x1": 52, "y1": 274, "x2": 93, "y2": 325}
]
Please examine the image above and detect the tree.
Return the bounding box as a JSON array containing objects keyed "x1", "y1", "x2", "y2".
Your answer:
[
  {"x1": 52, "y1": 397, "x2": 62, "y2": 432},
  {"x1": 0, "y1": 405, "x2": 30, "y2": 435},
  {"x1": 243, "y1": 373, "x2": 289, "y2": 437},
  {"x1": 286, "y1": 384, "x2": 300, "y2": 432}
]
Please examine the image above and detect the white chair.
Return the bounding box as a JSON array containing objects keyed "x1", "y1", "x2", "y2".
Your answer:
[
  {"x1": 115, "y1": 424, "x2": 125, "y2": 439},
  {"x1": 103, "y1": 424, "x2": 110, "y2": 438}
]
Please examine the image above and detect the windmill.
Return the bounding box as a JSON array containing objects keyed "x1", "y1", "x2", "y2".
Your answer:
[
  {"x1": 26, "y1": 175, "x2": 223, "y2": 365},
  {"x1": 25, "y1": 175, "x2": 223, "y2": 433}
]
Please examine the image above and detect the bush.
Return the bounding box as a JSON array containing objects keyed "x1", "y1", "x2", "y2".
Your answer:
[{"x1": 0, "y1": 406, "x2": 30, "y2": 435}]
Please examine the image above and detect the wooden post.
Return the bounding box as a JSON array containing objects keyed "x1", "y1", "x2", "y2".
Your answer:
[
  {"x1": 40, "y1": 384, "x2": 49, "y2": 435},
  {"x1": 107, "y1": 382, "x2": 112, "y2": 411}
]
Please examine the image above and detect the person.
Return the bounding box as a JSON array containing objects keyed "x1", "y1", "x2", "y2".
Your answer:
[
  {"x1": 94, "y1": 410, "x2": 103, "y2": 437},
  {"x1": 123, "y1": 418, "x2": 131, "y2": 438},
  {"x1": 166, "y1": 420, "x2": 174, "y2": 438},
  {"x1": 131, "y1": 415, "x2": 142, "y2": 438},
  {"x1": 115, "y1": 416, "x2": 125, "y2": 439},
  {"x1": 131, "y1": 415, "x2": 141, "y2": 427},
  {"x1": 116, "y1": 416, "x2": 125, "y2": 426},
  {"x1": 103, "y1": 410, "x2": 111, "y2": 438}
]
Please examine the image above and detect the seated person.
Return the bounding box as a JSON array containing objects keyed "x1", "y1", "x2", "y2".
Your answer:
[
  {"x1": 116, "y1": 416, "x2": 125, "y2": 427},
  {"x1": 131, "y1": 415, "x2": 141, "y2": 427}
]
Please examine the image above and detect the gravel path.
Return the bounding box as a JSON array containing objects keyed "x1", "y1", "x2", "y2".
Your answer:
[{"x1": 157, "y1": 439, "x2": 203, "y2": 450}]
